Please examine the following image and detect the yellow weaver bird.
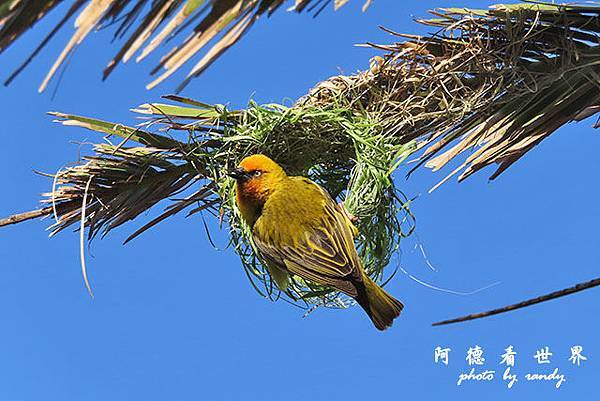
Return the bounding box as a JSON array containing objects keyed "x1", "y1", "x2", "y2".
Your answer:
[{"x1": 228, "y1": 154, "x2": 404, "y2": 330}]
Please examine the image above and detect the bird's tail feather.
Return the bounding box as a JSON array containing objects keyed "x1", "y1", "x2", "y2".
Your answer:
[{"x1": 357, "y1": 276, "x2": 404, "y2": 331}]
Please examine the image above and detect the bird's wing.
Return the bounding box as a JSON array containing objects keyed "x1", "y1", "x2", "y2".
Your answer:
[{"x1": 254, "y1": 191, "x2": 361, "y2": 293}]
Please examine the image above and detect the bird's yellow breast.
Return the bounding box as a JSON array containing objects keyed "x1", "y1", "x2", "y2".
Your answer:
[{"x1": 253, "y1": 177, "x2": 329, "y2": 247}]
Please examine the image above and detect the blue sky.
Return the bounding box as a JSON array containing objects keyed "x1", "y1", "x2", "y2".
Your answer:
[{"x1": 0, "y1": 1, "x2": 599, "y2": 400}]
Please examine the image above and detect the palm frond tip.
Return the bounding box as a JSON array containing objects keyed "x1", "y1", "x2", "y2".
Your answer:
[{"x1": 0, "y1": 0, "x2": 370, "y2": 91}]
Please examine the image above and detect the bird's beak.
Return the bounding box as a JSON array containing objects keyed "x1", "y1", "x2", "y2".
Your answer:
[{"x1": 227, "y1": 167, "x2": 248, "y2": 180}]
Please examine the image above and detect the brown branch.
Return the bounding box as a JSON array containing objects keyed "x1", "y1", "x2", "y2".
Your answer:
[
  {"x1": 432, "y1": 277, "x2": 600, "y2": 326},
  {"x1": 0, "y1": 207, "x2": 53, "y2": 227}
]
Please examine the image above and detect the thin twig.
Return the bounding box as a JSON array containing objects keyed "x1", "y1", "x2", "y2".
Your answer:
[
  {"x1": 0, "y1": 207, "x2": 52, "y2": 227},
  {"x1": 432, "y1": 277, "x2": 600, "y2": 326}
]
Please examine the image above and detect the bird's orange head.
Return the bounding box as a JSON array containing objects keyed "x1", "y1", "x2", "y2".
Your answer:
[{"x1": 228, "y1": 154, "x2": 287, "y2": 225}]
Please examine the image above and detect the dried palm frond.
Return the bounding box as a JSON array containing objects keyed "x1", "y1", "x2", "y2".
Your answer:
[
  {"x1": 0, "y1": 0, "x2": 370, "y2": 92},
  {"x1": 303, "y1": 2, "x2": 600, "y2": 189},
  {"x1": 2, "y1": 2, "x2": 600, "y2": 313}
]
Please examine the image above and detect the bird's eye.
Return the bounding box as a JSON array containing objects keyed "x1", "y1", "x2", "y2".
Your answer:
[{"x1": 253, "y1": 170, "x2": 262, "y2": 177}]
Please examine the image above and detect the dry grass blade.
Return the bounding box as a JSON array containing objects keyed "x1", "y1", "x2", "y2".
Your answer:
[
  {"x1": 0, "y1": 0, "x2": 370, "y2": 91},
  {"x1": 3, "y1": 0, "x2": 86, "y2": 87},
  {"x1": 39, "y1": 0, "x2": 116, "y2": 93},
  {"x1": 80, "y1": 175, "x2": 95, "y2": 298},
  {"x1": 123, "y1": 184, "x2": 217, "y2": 244}
]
